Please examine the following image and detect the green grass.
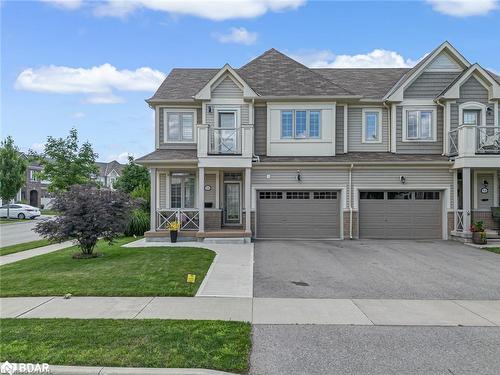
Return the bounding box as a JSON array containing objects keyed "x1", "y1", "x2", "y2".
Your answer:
[
  {"x1": 41, "y1": 209, "x2": 60, "y2": 215},
  {"x1": 0, "y1": 237, "x2": 215, "y2": 297},
  {"x1": 0, "y1": 239, "x2": 52, "y2": 256},
  {"x1": 0, "y1": 319, "x2": 251, "y2": 373},
  {"x1": 0, "y1": 218, "x2": 26, "y2": 224},
  {"x1": 484, "y1": 247, "x2": 500, "y2": 254}
]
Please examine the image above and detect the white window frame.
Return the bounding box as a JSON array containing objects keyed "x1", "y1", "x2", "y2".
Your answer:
[
  {"x1": 402, "y1": 106, "x2": 437, "y2": 142},
  {"x1": 280, "y1": 109, "x2": 322, "y2": 140},
  {"x1": 362, "y1": 108, "x2": 383, "y2": 144},
  {"x1": 163, "y1": 109, "x2": 197, "y2": 143},
  {"x1": 215, "y1": 107, "x2": 240, "y2": 128}
]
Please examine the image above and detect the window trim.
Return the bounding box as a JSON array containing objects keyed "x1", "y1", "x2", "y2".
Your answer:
[
  {"x1": 402, "y1": 106, "x2": 437, "y2": 142},
  {"x1": 163, "y1": 109, "x2": 197, "y2": 143},
  {"x1": 280, "y1": 109, "x2": 322, "y2": 140},
  {"x1": 362, "y1": 108, "x2": 383, "y2": 144}
]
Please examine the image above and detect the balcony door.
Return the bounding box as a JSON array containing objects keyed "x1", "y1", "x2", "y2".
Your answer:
[
  {"x1": 463, "y1": 109, "x2": 480, "y2": 126},
  {"x1": 217, "y1": 111, "x2": 237, "y2": 154}
]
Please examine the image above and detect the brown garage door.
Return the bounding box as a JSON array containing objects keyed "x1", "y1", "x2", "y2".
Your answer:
[
  {"x1": 359, "y1": 191, "x2": 442, "y2": 239},
  {"x1": 257, "y1": 190, "x2": 340, "y2": 239}
]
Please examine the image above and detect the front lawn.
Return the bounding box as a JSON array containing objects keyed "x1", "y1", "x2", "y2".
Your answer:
[
  {"x1": 0, "y1": 218, "x2": 26, "y2": 224},
  {"x1": 0, "y1": 237, "x2": 215, "y2": 297},
  {"x1": 484, "y1": 247, "x2": 500, "y2": 254},
  {"x1": 0, "y1": 239, "x2": 52, "y2": 256},
  {"x1": 0, "y1": 319, "x2": 251, "y2": 373},
  {"x1": 41, "y1": 209, "x2": 60, "y2": 215}
]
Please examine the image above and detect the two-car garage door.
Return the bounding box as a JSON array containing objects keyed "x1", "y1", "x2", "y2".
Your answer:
[
  {"x1": 257, "y1": 190, "x2": 340, "y2": 239},
  {"x1": 359, "y1": 191, "x2": 442, "y2": 239}
]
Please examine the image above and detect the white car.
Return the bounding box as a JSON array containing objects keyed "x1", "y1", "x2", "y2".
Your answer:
[{"x1": 0, "y1": 204, "x2": 41, "y2": 219}]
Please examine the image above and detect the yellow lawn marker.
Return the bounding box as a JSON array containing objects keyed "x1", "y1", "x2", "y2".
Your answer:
[{"x1": 186, "y1": 274, "x2": 196, "y2": 283}]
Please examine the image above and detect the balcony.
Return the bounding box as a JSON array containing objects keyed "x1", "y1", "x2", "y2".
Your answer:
[
  {"x1": 197, "y1": 124, "x2": 253, "y2": 167},
  {"x1": 448, "y1": 125, "x2": 500, "y2": 157}
]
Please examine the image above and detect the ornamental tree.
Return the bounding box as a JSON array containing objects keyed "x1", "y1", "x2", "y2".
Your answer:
[
  {"x1": 114, "y1": 156, "x2": 150, "y2": 194},
  {"x1": 0, "y1": 136, "x2": 27, "y2": 219},
  {"x1": 35, "y1": 185, "x2": 135, "y2": 257}
]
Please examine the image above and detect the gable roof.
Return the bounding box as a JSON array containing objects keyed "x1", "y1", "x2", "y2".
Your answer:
[
  {"x1": 237, "y1": 48, "x2": 356, "y2": 97},
  {"x1": 96, "y1": 160, "x2": 125, "y2": 177}
]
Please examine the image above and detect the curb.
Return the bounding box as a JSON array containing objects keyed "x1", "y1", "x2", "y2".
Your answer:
[{"x1": 46, "y1": 366, "x2": 238, "y2": 375}]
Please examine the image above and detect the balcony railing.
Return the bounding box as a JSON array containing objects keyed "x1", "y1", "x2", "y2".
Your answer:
[
  {"x1": 448, "y1": 125, "x2": 500, "y2": 157},
  {"x1": 209, "y1": 127, "x2": 241, "y2": 155},
  {"x1": 156, "y1": 209, "x2": 199, "y2": 231},
  {"x1": 455, "y1": 209, "x2": 464, "y2": 232}
]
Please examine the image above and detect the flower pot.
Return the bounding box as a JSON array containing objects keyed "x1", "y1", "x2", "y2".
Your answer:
[
  {"x1": 170, "y1": 230, "x2": 178, "y2": 243},
  {"x1": 472, "y1": 231, "x2": 487, "y2": 245}
]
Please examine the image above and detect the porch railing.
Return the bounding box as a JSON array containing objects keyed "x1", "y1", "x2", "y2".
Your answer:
[
  {"x1": 208, "y1": 127, "x2": 242, "y2": 155},
  {"x1": 476, "y1": 126, "x2": 500, "y2": 154},
  {"x1": 455, "y1": 209, "x2": 464, "y2": 232},
  {"x1": 156, "y1": 209, "x2": 199, "y2": 231},
  {"x1": 448, "y1": 129, "x2": 458, "y2": 156}
]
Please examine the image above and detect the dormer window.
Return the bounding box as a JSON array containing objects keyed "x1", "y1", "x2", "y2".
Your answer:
[{"x1": 164, "y1": 109, "x2": 194, "y2": 142}]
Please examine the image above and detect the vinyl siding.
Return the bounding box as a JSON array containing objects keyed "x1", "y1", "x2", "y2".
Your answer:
[
  {"x1": 348, "y1": 107, "x2": 389, "y2": 152},
  {"x1": 212, "y1": 76, "x2": 243, "y2": 98},
  {"x1": 158, "y1": 107, "x2": 201, "y2": 148},
  {"x1": 457, "y1": 76, "x2": 494, "y2": 126},
  {"x1": 336, "y1": 105, "x2": 344, "y2": 154},
  {"x1": 254, "y1": 105, "x2": 267, "y2": 155},
  {"x1": 204, "y1": 174, "x2": 216, "y2": 206},
  {"x1": 205, "y1": 104, "x2": 250, "y2": 126},
  {"x1": 396, "y1": 105, "x2": 443, "y2": 154},
  {"x1": 404, "y1": 72, "x2": 461, "y2": 99},
  {"x1": 352, "y1": 167, "x2": 454, "y2": 210}
]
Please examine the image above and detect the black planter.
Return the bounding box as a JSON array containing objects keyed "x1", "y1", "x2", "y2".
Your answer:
[
  {"x1": 170, "y1": 230, "x2": 178, "y2": 243},
  {"x1": 472, "y1": 231, "x2": 486, "y2": 245}
]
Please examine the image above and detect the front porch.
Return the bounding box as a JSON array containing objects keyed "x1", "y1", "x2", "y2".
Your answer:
[
  {"x1": 146, "y1": 166, "x2": 252, "y2": 242},
  {"x1": 451, "y1": 167, "x2": 500, "y2": 241}
]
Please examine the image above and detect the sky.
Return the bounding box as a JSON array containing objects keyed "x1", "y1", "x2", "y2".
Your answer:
[{"x1": 1, "y1": 0, "x2": 499, "y2": 163}]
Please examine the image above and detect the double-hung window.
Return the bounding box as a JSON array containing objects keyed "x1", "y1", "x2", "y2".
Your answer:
[
  {"x1": 280, "y1": 110, "x2": 321, "y2": 139},
  {"x1": 405, "y1": 109, "x2": 434, "y2": 141},
  {"x1": 362, "y1": 109, "x2": 382, "y2": 143},
  {"x1": 165, "y1": 110, "x2": 194, "y2": 142}
]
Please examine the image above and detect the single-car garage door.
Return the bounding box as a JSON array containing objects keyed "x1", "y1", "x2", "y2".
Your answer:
[
  {"x1": 257, "y1": 190, "x2": 340, "y2": 239},
  {"x1": 359, "y1": 191, "x2": 442, "y2": 239}
]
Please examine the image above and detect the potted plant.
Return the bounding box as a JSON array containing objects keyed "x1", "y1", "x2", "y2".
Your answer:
[
  {"x1": 168, "y1": 220, "x2": 180, "y2": 243},
  {"x1": 470, "y1": 220, "x2": 487, "y2": 245}
]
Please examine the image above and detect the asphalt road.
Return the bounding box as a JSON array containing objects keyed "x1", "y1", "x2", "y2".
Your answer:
[
  {"x1": 254, "y1": 239, "x2": 500, "y2": 299},
  {"x1": 250, "y1": 325, "x2": 500, "y2": 375},
  {"x1": 0, "y1": 216, "x2": 51, "y2": 247}
]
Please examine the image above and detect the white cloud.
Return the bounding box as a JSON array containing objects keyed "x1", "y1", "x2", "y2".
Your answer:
[
  {"x1": 426, "y1": 0, "x2": 498, "y2": 17},
  {"x1": 212, "y1": 27, "x2": 257, "y2": 45},
  {"x1": 31, "y1": 142, "x2": 46, "y2": 153},
  {"x1": 93, "y1": 0, "x2": 306, "y2": 21},
  {"x1": 15, "y1": 63, "x2": 166, "y2": 104},
  {"x1": 41, "y1": 0, "x2": 83, "y2": 10},
  {"x1": 107, "y1": 151, "x2": 133, "y2": 164},
  {"x1": 291, "y1": 49, "x2": 421, "y2": 68}
]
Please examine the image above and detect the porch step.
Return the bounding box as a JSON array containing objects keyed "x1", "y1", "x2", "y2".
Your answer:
[{"x1": 485, "y1": 230, "x2": 500, "y2": 239}]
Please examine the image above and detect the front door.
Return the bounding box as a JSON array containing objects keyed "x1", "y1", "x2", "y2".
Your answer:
[
  {"x1": 477, "y1": 174, "x2": 494, "y2": 210},
  {"x1": 224, "y1": 182, "x2": 241, "y2": 224}
]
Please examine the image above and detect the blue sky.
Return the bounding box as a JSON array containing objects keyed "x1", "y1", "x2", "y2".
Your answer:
[{"x1": 2, "y1": 0, "x2": 499, "y2": 163}]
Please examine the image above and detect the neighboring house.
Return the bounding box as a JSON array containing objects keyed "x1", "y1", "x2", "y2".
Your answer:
[
  {"x1": 20, "y1": 160, "x2": 52, "y2": 208},
  {"x1": 136, "y1": 41, "x2": 500, "y2": 242},
  {"x1": 95, "y1": 160, "x2": 125, "y2": 189}
]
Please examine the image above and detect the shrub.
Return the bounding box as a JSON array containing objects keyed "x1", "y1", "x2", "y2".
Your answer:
[
  {"x1": 35, "y1": 184, "x2": 135, "y2": 257},
  {"x1": 125, "y1": 209, "x2": 150, "y2": 236},
  {"x1": 130, "y1": 184, "x2": 150, "y2": 211}
]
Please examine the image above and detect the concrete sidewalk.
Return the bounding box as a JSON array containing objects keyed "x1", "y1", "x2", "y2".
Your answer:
[
  {"x1": 124, "y1": 239, "x2": 254, "y2": 298},
  {"x1": 0, "y1": 241, "x2": 74, "y2": 266},
  {"x1": 2, "y1": 296, "x2": 499, "y2": 326}
]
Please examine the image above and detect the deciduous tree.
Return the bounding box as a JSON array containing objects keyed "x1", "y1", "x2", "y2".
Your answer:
[{"x1": 0, "y1": 136, "x2": 27, "y2": 219}]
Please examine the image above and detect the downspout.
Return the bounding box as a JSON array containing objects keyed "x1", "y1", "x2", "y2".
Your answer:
[
  {"x1": 435, "y1": 98, "x2": 446, "y2": 156},
  {"x1": 349, "y1": 163, "x2": 354, "y2": 240},
  {"x1": 383, "y1": 100, "x2": 391, "y2": 152},
  {"x1": 251, "y1": 98, "x2": 260, "y2": 163}
]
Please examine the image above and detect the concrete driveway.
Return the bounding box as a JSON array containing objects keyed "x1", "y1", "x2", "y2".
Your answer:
[{"x1": 254, "y1": 240, "x2": 500, "y2": 299}]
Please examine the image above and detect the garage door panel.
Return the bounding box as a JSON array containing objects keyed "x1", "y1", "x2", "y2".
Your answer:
[
  {"x1": 360, "y1": 191, "x2": 442, "y2": 239},
  {"x1": 257, "y1": 190, "x2": 339, "y2": 239}
]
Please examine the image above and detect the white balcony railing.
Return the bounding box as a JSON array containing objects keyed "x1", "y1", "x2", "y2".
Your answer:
[
  {"x1": 156, "y1": 209, "x2": 199, "y2": 231},
  {"x1": 448, "y1": 125, "x2": 500, "y2": 157},
  {"x1": 197, "y1": 124, "x2": 253, "y2": 158},
  {"x1": 209, "y1": 127, "x2": 241, "y2": 154},
  {"x1": 455, "y1": 209, "x2": 464, "y2": 232}
]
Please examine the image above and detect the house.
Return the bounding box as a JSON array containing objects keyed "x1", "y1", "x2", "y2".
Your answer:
[
  {"x1": 19, "y1": 159, "x2": 52, "y2": 208},
  {"x1": 136, "y1": 41, "x2": 500, "y2": 242},
  {"x1": 95, "y1": 160, "x2": 125, "y2": 190}
]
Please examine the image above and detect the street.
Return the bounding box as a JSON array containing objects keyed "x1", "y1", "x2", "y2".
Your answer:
[{"x1": 0, "y1": 217, "x2": 50, "y2": 247}]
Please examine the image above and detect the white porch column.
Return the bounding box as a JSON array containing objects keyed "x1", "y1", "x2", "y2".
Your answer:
[
  {"x1": 150, "y1": 168, "x2": 157, "y2": 231},
  {"x1": 245, "y1": 167, "x2": 251, "y2": 233},
  {"x1": 198, "y1": 167, "x2": 205, "y2": 233},
  {"x1": 462, "y1": 167, "x2": 471, "y2": 233}
]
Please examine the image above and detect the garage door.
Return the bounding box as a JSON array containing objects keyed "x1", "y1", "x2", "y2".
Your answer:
[
  {"x1": 257, "y1": 190, "x2": 340, "y2": 239},
  {"x1": 359, "y1": 191, "x2": 442, "y2": 239}
]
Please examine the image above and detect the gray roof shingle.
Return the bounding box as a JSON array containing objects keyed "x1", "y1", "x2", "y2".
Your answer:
[{"x1": 135, "y1": 149, "x2": 198, "y2": 163}]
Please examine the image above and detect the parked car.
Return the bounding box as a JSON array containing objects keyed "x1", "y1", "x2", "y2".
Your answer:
[{"x1": 0, "y1": 204, "x2": 41, "y2": 219}]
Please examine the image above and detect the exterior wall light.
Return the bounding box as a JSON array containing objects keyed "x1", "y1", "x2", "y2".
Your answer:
[
  {"x1": 296, "y1": 170, "x2": 302, "y2": 182},
  {"x1": 400, "y1": 175, "x2": 406, "y2": 184},
  {"x1": 486, "y1": 106, "x2": 493, "y2": 116}
]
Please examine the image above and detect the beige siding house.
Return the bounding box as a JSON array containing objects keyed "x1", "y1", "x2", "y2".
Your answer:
[{"x1": 137, "y1": 41, "x2": 500, "y2": 242}]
